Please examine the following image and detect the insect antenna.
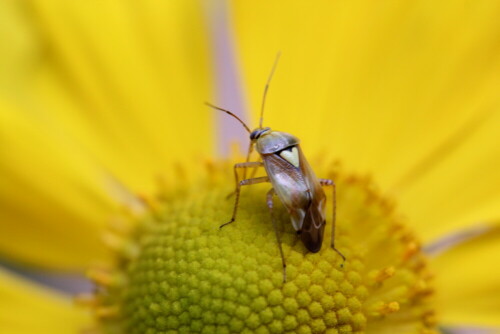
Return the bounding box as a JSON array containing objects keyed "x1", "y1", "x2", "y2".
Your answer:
[
  {"x1": 259, "y1": 52, "x2": 281, "y2": 129},
  {"x1": 205, "y1": 102, "x2": 251, "y2": 133}
]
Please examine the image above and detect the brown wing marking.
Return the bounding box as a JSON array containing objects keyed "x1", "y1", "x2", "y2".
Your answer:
[
  {"x1": 299, "y1": 193, "x2": 326, "y2": 253},
  {"x1": 296, "y1": 146, "x2": 327, "y2": 253}
]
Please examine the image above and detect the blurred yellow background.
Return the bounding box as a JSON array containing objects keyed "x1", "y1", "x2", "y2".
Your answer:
[{"x1": 0, "y1": 0, "x2": 499, "y2": 332}]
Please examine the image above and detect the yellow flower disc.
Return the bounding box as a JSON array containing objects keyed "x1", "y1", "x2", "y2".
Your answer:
[{"x1": 91, "y1": 161, "x2": 436, "y2": 334}]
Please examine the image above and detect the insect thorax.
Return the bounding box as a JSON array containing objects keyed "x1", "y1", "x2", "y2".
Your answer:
[{"x1": 255, "y1": 131, "x2": 300, "y2": 154}]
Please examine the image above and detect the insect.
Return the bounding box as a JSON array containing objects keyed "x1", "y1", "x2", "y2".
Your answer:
[{"x1": 206, "y1": 54, "x2": 345, "y2": 282}]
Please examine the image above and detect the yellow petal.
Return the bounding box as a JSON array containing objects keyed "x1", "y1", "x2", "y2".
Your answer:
[
  {"x1": 0, "y1": 1, "x2": 35, "y2": 96},
  {"x1": 432, "y1": 226, "x2": 500, "y2": 327},
  {"x1": 0, "y1": 0, "x2": 214, "y2": 268},
  {"x1": 0, "y1": 267, "x2": 90, "y2": 333},
  {"x1": 230, "y1": 1, "x2": 500, "y2": 241},
  {"x1": 26, "y1": 0, "x2": 214, "y2": 192},
  {"x1": 396, "y1": 111, "x2": 500, "y2": 242},
  {"x1": 0, "y1": 101, "x2": 115, "y2": 270}
]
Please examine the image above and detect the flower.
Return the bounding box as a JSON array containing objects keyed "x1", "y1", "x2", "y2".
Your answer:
[{"x1": 1, "y1": 1, "x2": 499, "y2": 334}]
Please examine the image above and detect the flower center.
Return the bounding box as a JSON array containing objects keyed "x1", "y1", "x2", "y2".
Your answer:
[{"x1": 88, "y1": 162, "x2": 436, "y2": 334}]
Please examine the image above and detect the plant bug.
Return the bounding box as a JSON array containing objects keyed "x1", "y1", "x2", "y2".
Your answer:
[{"x1": 206, "y1": 54, "x2": 345, "y2": 282}]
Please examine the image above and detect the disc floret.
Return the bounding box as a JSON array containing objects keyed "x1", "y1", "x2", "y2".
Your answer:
[{"x1": 87, "y1": 161, "x2": 436, "y2": 334}]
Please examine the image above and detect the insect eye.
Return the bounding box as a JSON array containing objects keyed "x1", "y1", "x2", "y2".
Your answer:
[
  {"x1": 250, "y1": 131, "x2": 258, "y2": 140},
  {"x1": 250, "y1": 127, "x2": 271, "y2": 140}
]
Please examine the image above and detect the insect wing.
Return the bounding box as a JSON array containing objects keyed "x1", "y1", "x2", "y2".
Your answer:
[
  {"x1": 263, "y1": 145, "x2": 327, "y2": 252},
  {"x1": 262, "y1": 150, "x2": 309, "y2": 231},
  {"x1": 296, "y1": 147, "x2": 327, "y2": 252}
]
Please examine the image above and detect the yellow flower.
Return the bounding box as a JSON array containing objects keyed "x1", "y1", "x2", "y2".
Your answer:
[{"x1": 1, "y1": 1, "x2": 499, "y2": 334}]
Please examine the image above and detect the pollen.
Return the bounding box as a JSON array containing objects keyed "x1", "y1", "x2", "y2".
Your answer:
[{"x1": 88, "y1": 160, "x2": 435, "y2": 333}]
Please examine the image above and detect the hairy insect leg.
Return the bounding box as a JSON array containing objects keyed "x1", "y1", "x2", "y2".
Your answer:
[
  {"x1": 267, "y1": 188, "x2": 287, "y2": 283},
  {"x1": 220, "y1": 175, "x2": 269, "y2": 229},
  {"x1": 319, "y1": 178, "x2": 346, "y2": 262},
  {"x1": 226, "y1": 161, "x2": 264, "y2": 199}
]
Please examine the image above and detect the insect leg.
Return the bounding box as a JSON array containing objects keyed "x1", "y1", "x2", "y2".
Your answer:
[
  {"x1": 249, "y1": 156, "x2": 263, "y2": 179},
  {"x1": 220, "y1": 175, "x2": 269, "y2": 229},
  {"x1": 242, "y1": 143, "x2": 254, "y2": 180},
  {"x1": 227, "y1": 161, "x2": 264, "y2": 199},
  {"x1": 319, "y1": 178, "x2": 346, "y2": 262},
  {"x1": 267, "y1": 188, "x2": 287, "y2": 283}
]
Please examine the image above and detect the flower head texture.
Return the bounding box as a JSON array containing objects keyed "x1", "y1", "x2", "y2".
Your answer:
[
  {"x1": 1, "y1": 1, "x2": 500, "y2": 334},
  {"x1": 92, "y1": 164, "x2": 437, "y2": 333}
]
